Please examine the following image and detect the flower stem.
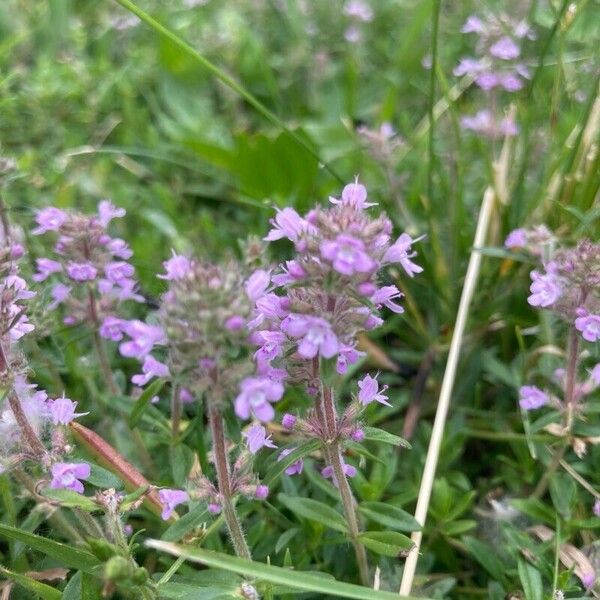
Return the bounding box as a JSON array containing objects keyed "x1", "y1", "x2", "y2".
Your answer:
[
  {"x1": 320, "y1": 384, "x2": 370, "y2": 586},
  {"x1": 208, "y1": 406, "x2": 251, "y2": 559},
  {"x1": 171, "y1": 384, "x2": 181, "y2": 442}
]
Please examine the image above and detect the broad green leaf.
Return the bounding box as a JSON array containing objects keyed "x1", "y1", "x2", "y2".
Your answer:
[
  {"x1": 161, "y1": 504, "x2": 209, "y2": 542},
  {"x1": 357, "y1": 531, "x2": 414, "y2": 557},
  {"x1": 362, "y1": 427, "x2": 411, "y2": 448},
  {"x1": 462, "y1": 536, "x2": 507, "y2": 585},
  {"x1": 442, "y1": 519, "x2": 476, "y2": 536},
  {"x1": 159, "y1": 582, "x2": 239, "y2": 599},
  {"x1": 518, "y1": 560, "x2": 543, "y2": 600},
  {"x1": 0, "y1": 566, "x2": 61, "y2": 600},
  {"x1": 129, "y1": 378, "x2": 167, "y2": 428},
  {"x1": 85, "y1": 464, "x2": 123, "y2": 489},
  {"x1": 61, "y1": 571, "x2": 102, "y2": 600},
  {"x1": 147, "y1": 540, "x2": 432, "y2": 600},
  {"x1": 278, "y1": 494, "x2": 348, "y2": 533},
  {"x1": 358, "y1": 502, "x2": 421, "y2": 532},
  {"x1": 275, "y1": 528, "x2": 299, "y2": 554},
  {"x1": 40, "y1": 488, "x2": 99, "y2": 512},
  {"x1": 262, "y1": 440, "x2": 320, "y2": 486},
  {"x1": 549, "y1": 473, "x2": 576, "y2": 520}
]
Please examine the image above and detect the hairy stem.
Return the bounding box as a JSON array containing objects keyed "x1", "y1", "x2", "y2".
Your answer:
[
  {"x1": 171, "y1": 384, "x2": 181, "y2": 441},
  {"x1": 321, "y1": 384, "x2": 370, "y2": 586},
  {"x1": 208, "y1": 406, "x2": 251, "y2": 559}
]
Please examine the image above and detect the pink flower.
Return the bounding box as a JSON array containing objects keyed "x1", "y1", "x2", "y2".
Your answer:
[
  {"x1": 371, "y1": 285, "x2": 405, "y2": 313},
  {"x1": 281, "y1": 314, "x2": 339, "y2": 359},
  {"x1": 255, "y1": 485, "x2": 269, "y2": 499},
  {"x1": 278, "y1": 448, "x2": 303, "y2": 475},
  {"x1": 383, "y1": 233, "x2": 424, "y2": 277},
  {"x1": 505, "y1": 228, "x2": 527, "y2": 249},
  {"x1": 461, "y1": 15, "x2": 484, "y2": 33},
  {"x1": 50, "y1": 462, "x2": 91, "y2": 494},
  {"x1": 593, "y1": 499, "x2": 600, "y2": 517},
  {"x1": 106, "y1": 238, "x2": 133, "y2": 259},
  {"x1": 575, "y1": 308, "x2": 600, "y2": 343},
  {"x1": 48, "y1": 395, "x2": 87, "y2": 425},
  {"x1": 519, "y1": 385, "x2": 548, "y2": 410},
  {"x1": 99, "y1": 316, "x2": 125, "y2": 341},
  {"x1": 242, "y1": 423, "x2": 277, "y2": 454},
  {"x1": 224, "y1": 315, "x2": 245, "y2": 331},
  {"x1": 271, "y1": 260, "x2": 306, "y2": 286},
  {"x1": 158, "y1": 489, "x2": 188, "y2": 520},
  {"x1": 320, "y1": 234, "x2": 377, "y2": 276},
  {"x1": 591, "y1": 364, "x2": 600, "y2": 385},
  {"x1": 245, "y1": 269, "x2": 271, "y2": 301},
  {"x1": 489, "y1": 36, "x2": 520, "y2": 60},
  {"x1": 475, "y1": 72, "x2": 500, "y2": 90},
  {"x1": 104, "y1": 261, "x2": 135, "y2": 285},
  {"x1": 329, "y1": 181, "x2": 376, "y2": 209},
  {"x1": 32, "y1": 207, "x2": 67, "y2": 235},
  {"x1": 343, "y1": 0, "x2": 373, "y2": 22},
  {"x1": 281, "y1": 414, "x2": 296, "y2": 429},
  {"x1": 97, "y1": 200, "x2": 125, "y2": 228},
  {"x1": 119, "y1": 320, "x2": 165, "y2": 360},
  {"x1": 207, "y1": 503, "x2": 222, "y2": 514},
  {"x1": 33, "y1": 258, "x2": 62, "y2": 282},
  {"x1": 453, "y1": 57, "x2": 484, "y2": 77},
  {"x1": 336, "y1": 344, "x2": 365, "y2": 374},
  {"x1": 131, "y1": 355, "x2": 170, "y2": 386},
  {"x1": 528, "y1": 268, "x2": 562, "y2": 307},
  {"x1": 66, "y1": 262, "x2": 97, "y2": 282},
  {"x1": 357, "y1": 374, "x2": 390, "y2": 406},
  {"x1": 158, "y1": 252, "x2": 192, "y2": 281},
  {"x1": 234, "y1": 377, "x2": 284, "y2": 422},
  {"x1": 48, "y1": 283, "x2": 71, "y2": 310},
  {"x1": 264, "y1": 208, "x2": 313, "y2": 243}
]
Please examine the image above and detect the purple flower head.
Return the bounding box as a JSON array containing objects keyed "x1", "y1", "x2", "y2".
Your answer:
[
  {"x1": 591, "y1": 364, "x2": 600, "y2": 385},
  {"x1": 453, "y1": 57, "x2": 484, "y2": 77},
  {"x1": 66, "y1": 262, "x2": 97, "y2": 282},
  {"x1": 104, "y1": 261, "x2": 135, "y2": 285},
  {"x1": 357, "y1": 374, "x2": 391, "y2": 406},
  {"x1": 500, "y1": 73, "x2": 523, "y2": 92},
  {"x1": 505, "y1": 228, "x2": 527, "y2": 249},
  {"x1": 371, "y1": 285, "x2": 405, "y2": 314},
  {"x1": 33, "y1": 258, "x2": 62, "y2": 282},
  {"x1": 278, "y1": 448, "x2": 304, "y2": 475},
  {"x1": 97, "y1": 200, "x2": 126, "y2": 228},
  {"x1": 282, "y1": 414, "x2": 297, "y2": 429},
  {"x1": 49, "y1": 395, "x2": 88, "y2": 425},
  {"x1": 383, "y1": 233, "x2": 424, "y2": 277},
  {"x1": 343, "y1": 0, "x2": 373, "y2": 22},
  {"x1": 322, "y1": 461, "x2": 357, "y2": 483},
  {"x1": 581, "y1": 572, "x2": 596, "y2": 590},
  {"x1": 254, "y1": 330, "x2": 286, "y2": 367},
  {"x1": 32, "y1": 207, "x2": 67, "y2": 235},
  {"x1": 207, "y1": 502, "x2": 222, "y2": 514},
  {"x1": 255, "y1": 485, "x2": 269, "y2": 500},
  {"x1": 461, "y1": 15, "x2": 484, "y2": 33},
  {"x1": 281, "y1": 314, "x2": 340, "y2": 359},
  {"x1": 351, "y1": 428, "x2": 365, "y2": 442},
  {"x1": 329, "y1": 181, "x2": 377, "y2": 210},
  {"x1": 224, "y1": 315, "x2": 245, "y2": 331},
  {"x1": 519, "y1": 385, "x2": 548, "y2": 410},
  {"x1": 180, "y1": 387, "x2": 194, "y2": 404},
  {"x1": 271, "y1": 260, "x2": 306, "y2": 286},
  {"x1": 234, "y1": 377, "x2": 284, "y2": 422},
  {"x1": 336, "y1": 344, "x2": 365, "y2": 374},
  {"x1": 344, "y1": 25, "x2": 362, "y2": 43},
  {"x1": 475, "y1": 72, "x2": 500, "y2": 90},
  {"x1": 320, "y1": 234, "x2": 377, "y2": 276},
  {"x1": 10, "y1": 243, "x2": 24, "y2": 259},
  {"x1": 158, "y1": 488, "x2": 188, "y2": 520},
  {"x1": 158, "y1": 251, "x2": 192, "y2": 281},
  {"x1": 264, "y1": 208, "x2": 314, "y2": 243},
  {"x1": 242, "y1": 423, "x2": 277, "y2": 454},
  {"x1": 99, "y1": 316, "x2": 125, "y2": 341},
  {"x1": 574, "y1": 308, "x2": 600, "y2": 343},
  {"x1": 106, "y1": 238, "x2": 133, "y2": 260},
  {"x1": 131, "y1": 355, "x2": 170, "y2": 386},
  {"x1": 489, "y1": 36, "x2": 520, "y2": 60},
  {"x1": 245, "y1": 269, "x2": 271, "y2": 301},
  {"x1": 528, "y1": 268, "x2": 562, "y2": 308},
  {"x1": 119, "y1": 320, "x2": 166, "y2": 360},
  {"x1": 48, "y1": 283, "x2": 71, "y2": 310},
  {"x1": 50, "y1": 462, "x2": 91, "y2": 494}
]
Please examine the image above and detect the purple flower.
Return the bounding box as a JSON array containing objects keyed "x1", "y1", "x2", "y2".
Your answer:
[
  {"x1": 234, "y1": 377, "x2": 284, "y2": 422},
  {"x1": 475, "y1": 72, "x2": 500, "y2": 90},
  {"x1": 254, "y1": 330, "x2": 286, "y2": 367},
  {"x1": 32, "y1": 207, "x2": 67, "y2": 235},
  {"x1": 255, "y1": 485, "x2": 269, "y2": 499},
  {"x1": 281, "y1": 414, "x2": 296, "y2": 429},
  {"x1": 119, "y1": 320, "x2": 166, "y2": 360},
  {"x1": 50, "y1": 462, "x2": 91, "y2": 494},
  {"x1": 505, "y1": 228, "x2": 527, "y2": 249},
  {"x1": 131, "y1": 355, "x2": 170, "y2": 386},
  {"x1": 97, "y1": 200, "x2": 126, "y2": 228},
  {"x1": 357, "y1": 374, "x2": 391, "y2": 406},
  {"x1": 591, "y1": 364, "x2": 600, "y2": 385},
  {"x1": 351, "y1": 428, "x2": 365, "y2": 442},
  {"x1": 371, "y1": 285, "x2": 405, "y2": 313},
  {"x1": 66, "y1": 262, "x2": 97, "y2": 282},
  {"x1": 48, "y1": 395, "x2": 87, "y2": 425},
  {"x1": 343, "y1": 0, "x2": 373, "y2": 22},
  {"x1": 99, "y1": 316, "x2": 125, "y2": 341},
  {"x1": 281, "y1": 314, "x2": 339, "y2": 359},
  {"x1": 320, "y1": 234, "x2": 377, "y2": 276},
  {"x1": 383, "y1": 233, "x2": 424, "y2": 277},
  {"x1": 489, "y1": 36, "x2": 520, "y2": 60},
  {"x1": 593, "y1": 499, "x2": 600, "y2": 517},
  {"x1": 264, "y1": 208, "x2": 313, "y2": 243},
  {"x1": 581, "y1": 572, "x2": 596, "y2": 589},
  {"x1": 271, "y1": 260, "x2": 306, "y2": 286},
  {"x1": 322, "y1": 461, "x2": 357, "y2": 482},
  {"x1": 519, "y1": 385, "x2": 548, "y2": 410},
  {"x1": 48, "y1": 283, "x2": 71, "y2": 310},
  {"x1": 453, "y1": 57, "x2": 484, "y2": 77},
  {"x1": 329, "y1": 181, "x2": 377, "y2": 210},
  {"x1": 207, "y1": 502, "x2": 222, "y2": 514},
  {"x1": 461, "y1": 15, "x2": 484, "y2": 33},
  {"x1": 500, "y1": 73, "x2": 523, "y2": 92},
  {"x1": 344, "y1": 25, "x2": 362, "y2": 43},
  {"x1": 158, "y1": 252, "x2": 192, "y2": 281},
  {"x1": 104, "y1": 261, "x2": 135, "y2": 285},
  {"x1": 528, "y1": 268, "x2": 562, "y2": 307},
  {"x1": 106, "y1": 238, "x2": 133, "y2": 260},
  {"x1": 158, "y1": 489, "x2": 188, "y2": 520},
  {"x1": 245, "y1": 269, "x2": 271, "y2": 301},
  {"x1": 278, "y1": 448, "x2": 304, "y2": 475},
  {"x1": 242, "y1": 423, "x2": 277, "y2": 454},
  {"x1": 225, "y1": 315, "x2": 245, "y2": 331},
  {"x1": 336, "y1": 344, "x2": 365, "y2": 374},
  {"x1": 575, "y1": 308, "x2": 600, "y2": 343},
  {"x1": 33, "y1": 258, "x2": 62, "y2": 282}
]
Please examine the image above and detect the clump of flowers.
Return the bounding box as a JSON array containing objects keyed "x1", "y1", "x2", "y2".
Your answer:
[{"x1": 455, "y1": 12, "x2": 535, "y2": 137}]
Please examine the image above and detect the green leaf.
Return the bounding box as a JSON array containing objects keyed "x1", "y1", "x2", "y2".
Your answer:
[
  {"x1": 518, "y1": 560, "x2": 544, "y2": 600},
  {"x1": 362, "y1": 427, "x2": 411, "y2": 448},
  {"x1": 62, "y1": 571, "x2": 101, "y2": 600},
  {"x1": 0, "y1": 566, "x2": 61, "y2": 600},
  {"x1": 161, "y1": 504, "x2": 210, "y2": 542},
  {"x1": 147, "y1": 540, "x2": 432, "y2": 600},
  {"x1": 511, "y1": 498, "x2": 556, "y2": 525},
  {"x1": 357, "y1": 531, "x2": 414, "y2": 557},
  {"x1": 275, "y1": 528, "x2": 299, "y2": 554},
  {"x1": 40, "y1": 488, "x2": 99, "y2": 512},
  {"x1": 442, "y1": 519, "x2": 477, "y2": 536},
  {"x1": 462, "y1": 536, "x2": 507, "y2": 585},
  {"x1": 0, "y1": 524, "x2": 101, "y2": 573},
  {"x1": 262, "y1": 440, "x2": 320, "y2": 486},
  {"x1": 85, "y1": 464, "x2": 123, "y2": 489},
  {"x1": 129, "y1": 378, "x2": 167, "y2": 428},
  {"x1": 278, "y1": 494, "x2": 348, "y2": 534},
  {"x1": 358, "y1": 502, "x2": 421, "y2": 532},
  {"x1": 549, "y1": 473, "x2": 576, "y2": 520},
  {"x1": 159, "y1": 582, "x2": 239, "y2": 599}
]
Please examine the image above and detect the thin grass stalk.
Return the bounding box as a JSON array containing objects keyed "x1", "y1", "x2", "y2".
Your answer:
[
  {"x1": 399, "y1": 186, "x2": 496, "y2": 596},
  {"x1": 426, "y1": 0, "x2": 442, "y2": 205}
]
